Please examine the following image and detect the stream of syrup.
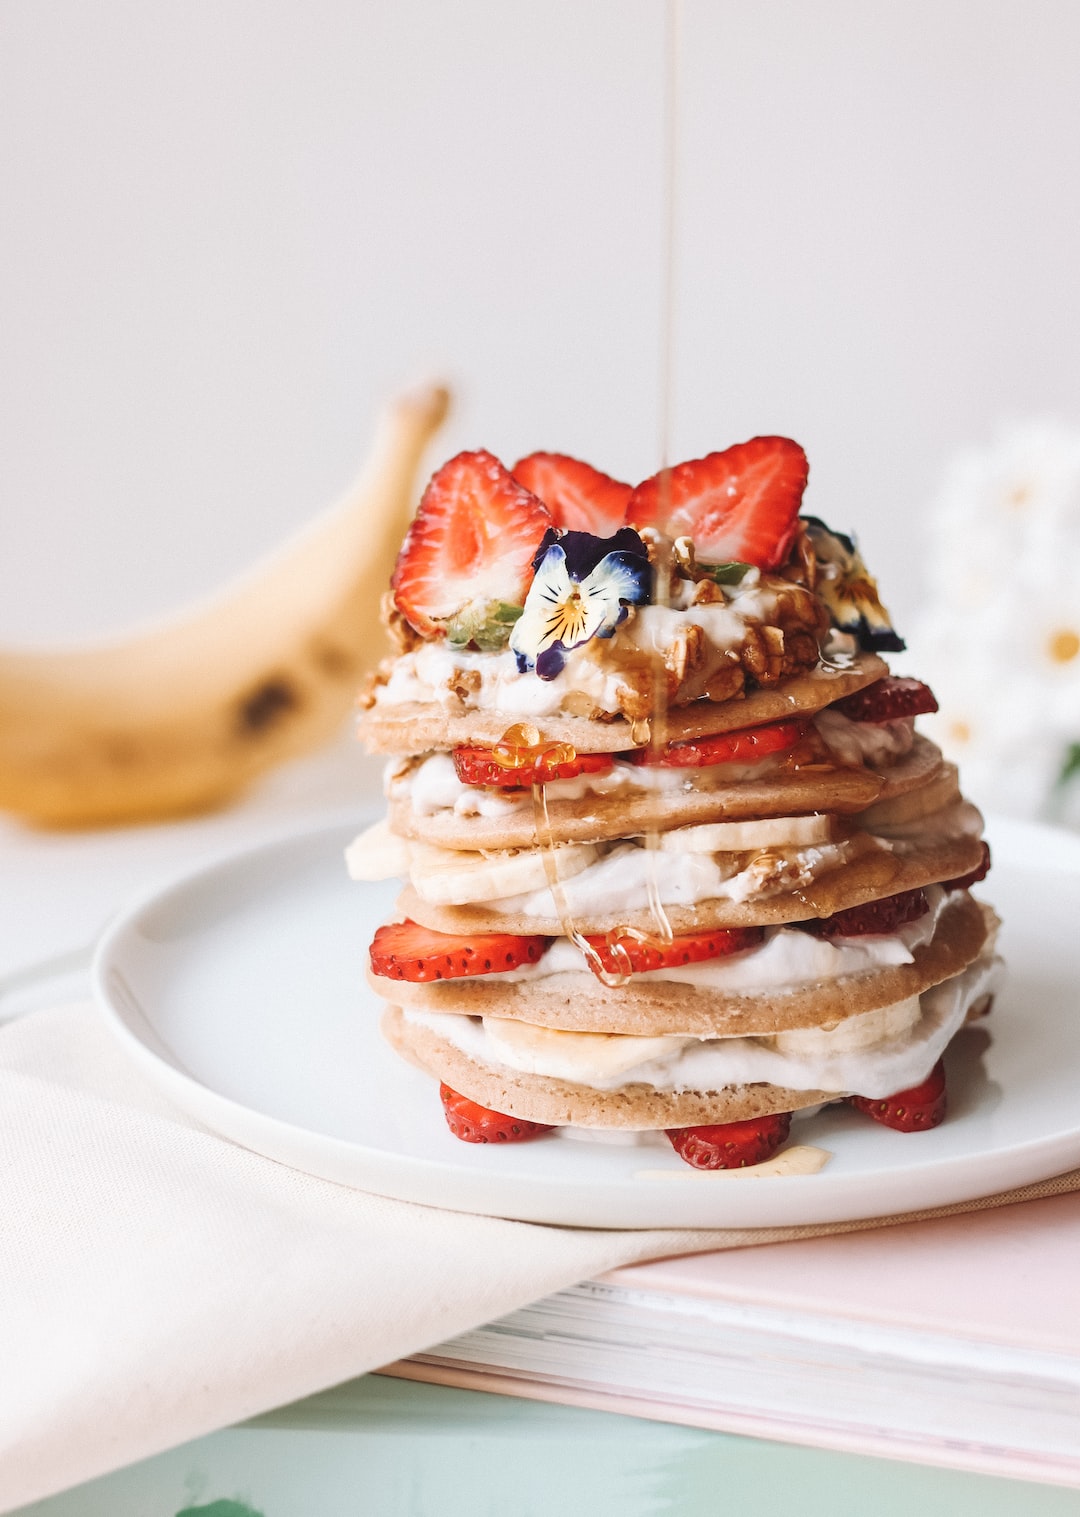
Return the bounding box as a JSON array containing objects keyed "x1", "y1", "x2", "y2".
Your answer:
[{"x1": 526, "y1": 0, "x2": 683, "y2": 985}]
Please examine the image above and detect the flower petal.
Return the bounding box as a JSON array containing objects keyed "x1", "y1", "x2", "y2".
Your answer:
[
  {"x1": 511, "y1": 536, "x2": 653, "y2": 677},
  {"x1": 510, "y1": 544, "x2": 576, "y2": 669}
]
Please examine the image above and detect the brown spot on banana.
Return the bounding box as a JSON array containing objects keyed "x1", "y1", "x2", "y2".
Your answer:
[{"x1": 236, "y1": 677, "x2": 300, "y2": 735}]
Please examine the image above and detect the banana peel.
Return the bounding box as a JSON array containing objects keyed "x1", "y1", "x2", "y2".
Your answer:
[{"x1": 0, "y1": 384, "x2": 449, "y2": 827}]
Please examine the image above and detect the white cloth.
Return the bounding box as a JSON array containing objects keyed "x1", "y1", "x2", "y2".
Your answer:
[
  {"x1": 0, "y1": 1003, "x2": 736, "y2": 1509},
  {"x1": 4, "y1": 1003, "x2": 1080, "y2": 1513}
]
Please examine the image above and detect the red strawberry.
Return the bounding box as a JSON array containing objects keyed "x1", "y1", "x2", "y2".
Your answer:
[
  {"x1": 440, "y1": 1084, "x2": 553, "y2": 1144},
  {"x1": 630, "y1": 718, "x2": 806, "y2": 769},
  {"x1": 584, "y1": 926, "x2": 764, "y2": 975},
  {"x1": 667, "y1": 1111, "x2": 793, "y2": 1169},
  {"x1": 832, "y1": 677, "x2": 939, "y2": 724},
  {"x1": 391, "y1": 450, "x2": 553, "y2": 637},
  {"x1": 453, "y1": 746, "x2": 614, "y2": 789},
  {"x1": 812, "y1": 888, "x2": 929, "y2": 939},
  {"x1": 626, "y1": 437, "x2": 809, "y2": 568},
  {"x1": 850, "y1": 1060, "x2": 947, "y2": 1132},
  {"x1": 369, "y1": 919, "x2": 550, "y2": 982},
  {"x1": 512, "y1": 452, "x2": 632, "y2": 536},
  {"x1": 943, "y1": 841, "x2": 992, "y2": 892}
]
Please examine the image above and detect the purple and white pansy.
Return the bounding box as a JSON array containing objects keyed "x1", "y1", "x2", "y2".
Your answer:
[{"x1": 510, "y1": 527, "x2": 653, "y2": 680}]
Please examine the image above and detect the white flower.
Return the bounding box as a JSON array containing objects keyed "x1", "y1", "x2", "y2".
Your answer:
[
  {"x1": 907, "y1": 421, "x2": 1080, "y2": 821},
  {"x1": 510, "y1": 529, "x2": 651, "y2": 681}
]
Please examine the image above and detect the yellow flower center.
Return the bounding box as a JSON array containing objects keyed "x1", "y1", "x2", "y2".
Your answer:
[
  {"x1": 1048, "y1": 628, "x2": 1080, "y2": 664},
  {"x1": 949, "y1": 720, "x2": 972, "y2": 745}
]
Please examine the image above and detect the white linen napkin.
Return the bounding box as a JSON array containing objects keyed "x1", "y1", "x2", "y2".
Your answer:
[{"x1": 5, "y1": 1003, "x2": 1080, "y2": 1513}]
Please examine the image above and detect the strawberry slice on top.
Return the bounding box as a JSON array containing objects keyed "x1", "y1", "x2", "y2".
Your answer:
[
  {"x1": 626, "y1": 436, "x2": 809, "y2": 569},
  {"x1": 391, "y1": 450, "x2": 553, "y2": 638},
  {"x1": 511, "y1": 452, "x2": 632, "y2": 537}
]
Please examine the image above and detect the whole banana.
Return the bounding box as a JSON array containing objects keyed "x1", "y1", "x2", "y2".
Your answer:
[{"x1": 0, "y1": 384, "x2": 449, "y2": 827}]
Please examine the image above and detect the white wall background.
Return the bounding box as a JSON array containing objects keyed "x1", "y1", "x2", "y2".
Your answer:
[{"x1": 4, "y1": 0, "x2": 1079, "y2": 644}]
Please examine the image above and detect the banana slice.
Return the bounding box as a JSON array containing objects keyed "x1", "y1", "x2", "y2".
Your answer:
[
  {"x1": 483, "y1": 1017, "x2": 686, "y2": 1081},
  {"x1": 410, "y1": 840, "x2": 599, "y2": 906},
  {"x1": 345, "y1": 818, "x2": 412, "y2": 881},
  {"x1": 657, "y1": 813, "x2": 836, "y2": 854},
  {"x1": 770, "y1": 995, "x2": 922, "y2": 1057}
]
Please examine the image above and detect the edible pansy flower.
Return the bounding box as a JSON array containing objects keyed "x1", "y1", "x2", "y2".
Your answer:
[
  {"x1": 802, "y1": 515, "x2": 905, "y2": 653},
  {"x1": 509, "y1": 527, "x2": 652, "y2": 680}
]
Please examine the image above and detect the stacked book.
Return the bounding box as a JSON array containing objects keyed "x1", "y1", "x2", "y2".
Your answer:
[{"x1": 385, "y1": 1189, "x2": 1080, "y2": 1488}]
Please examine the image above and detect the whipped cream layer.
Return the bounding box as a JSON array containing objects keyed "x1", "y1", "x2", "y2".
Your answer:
[
  {"x1": 484, "y1": 885, "x2": 954, "y2": 990},
  {"x1": 374, "y1": 591, "x2": 810, "y2": 720},
  {"x1": 402, "y1": 953, "x2": 1000, "y2": 1101},
  {"x1": 481, "y1": 836, "x2": 855, "y2": 918},
  {"x1": 813, "y1": 709, "x2": 915, "y2": 767}
]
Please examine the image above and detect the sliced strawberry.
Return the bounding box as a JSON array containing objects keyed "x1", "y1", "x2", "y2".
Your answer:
[
  {"x1": 391, "y1": 450, "x2": 552, "y2": 637},
  {"x1": 629, "y1": 718, "x2": 806, "y2": 769},
  {"x1": 626, "y1": 437, "x2": 808, "y2": 568},
  {"x1": 943, "y1": 841, "x2": 991, "y2": 892},
  {"x1": 584, "y1": 926, "x2": 763, "y2": 975},
  {"x1": 440, "y1": 1084, "x2": 553, "y2": 1144},
  {"x1": 369, "y1": 919, "x2": 549, "y2": 982},
  {"x1": 511, "y1": 452, "x2": 632, "y2": 536},
  {"x1": 832, "y1": 677, "x2": 939, "y2": 724},
  {"x1": 812, "y1": 887, "x2": 929, "y2": 939},
  {"x1": 850, "y1": 1060, "x2": 947, "y2": 1132},
  {"x1": 667, "y1": 1111, "x2": 793, "y2": 1169},
  {"x1": 453, "y1": 746, "x2": 614, "y2": 789}
]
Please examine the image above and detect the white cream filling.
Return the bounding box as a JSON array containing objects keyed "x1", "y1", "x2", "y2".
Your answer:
[
  {"x1": 482, "y1": 885, "x2": 952, "y2": 990},
  {"x1": 373, "y1": 592, "x2": 808, "y2": 719},
  {"x1": 402, "y1": 952, "x2": 1000, "y2": 1100},
  {"x1": 481, "y1": 837, "x2": 854, "y2": 919},
  {"x1": 374, "y1": 642, "x2": 626, "y2": 719},
  {"x1": 813, "y1": 709, "x2": 915, "y2": 768}
]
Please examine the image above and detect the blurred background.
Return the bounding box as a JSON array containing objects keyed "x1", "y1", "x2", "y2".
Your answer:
[
  {"x1": 4, "y1": 0, "x2": 1080, "y2": 644},
  {"x1": 5, "y1": 0, "x2": 1080, "y2": 833}
]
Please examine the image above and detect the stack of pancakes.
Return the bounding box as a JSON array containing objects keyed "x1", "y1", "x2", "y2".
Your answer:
[{"x1": 352, "y1": 443, "x2": 1000, "y2": 1165}]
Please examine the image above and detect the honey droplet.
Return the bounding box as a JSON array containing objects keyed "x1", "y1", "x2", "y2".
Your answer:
[
  {"x1": 502, "y1": 722, "x2": 541, "y2": 748},
  {"x1": 492, "y1": 722, "x2": 576, "y2": 772},
  {"x1": 631, "y1": 718, "x2": 651, "y2": 747}
]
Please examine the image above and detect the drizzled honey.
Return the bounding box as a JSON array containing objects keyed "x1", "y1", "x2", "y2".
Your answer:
[
  {"x1": 488, "y1": 722, "x2": 577, "y2": 774},
  {"x1": 522, "y1": 536, "x2": 679, "y2": 988},
  {"x1": 523, "y1": 0, "x2": 682, "y2": 988}
]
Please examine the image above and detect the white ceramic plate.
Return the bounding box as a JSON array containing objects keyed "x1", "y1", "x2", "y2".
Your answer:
[{"x1": 93, "y1": 814, "x2": 1080, "y2": 1229}]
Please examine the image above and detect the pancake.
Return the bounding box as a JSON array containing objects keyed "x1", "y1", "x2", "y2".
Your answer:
[
  {"x1": 372, "y1": 893, "x2": 990, "y2": 1037},
  {"x1": 352, "y1": 436, "x2": 1000, "y2": 1164},
  {"x1": 395, "y1": 830, "x2": 984, "y2": 938},
  {"x1": 360, "y1": 654, "x2": 888, "y2": 757},
  {"x1": 383, "y1": 1005, "x2": 833, "y2": 1127},
  {"x1": 387, "y1": 734, "x2": 945, "y2": 852}
]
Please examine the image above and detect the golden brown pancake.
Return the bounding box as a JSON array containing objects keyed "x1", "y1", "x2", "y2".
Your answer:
[
  {"x1": 373, "y1": 894, "x2": 990, "y2": 1037},
  {"x1": 395, "y1": 831, "x2": 984, "y2": 939},
  {"x1": 360, "y1": 654, "x2": 888, "y2": 757},
  {"x1": 383, "y1": 1005, "x2": 833, "y2": 1127},
  {"x1": 388, "y1": 735, "x2": 945, "y2": 852}
]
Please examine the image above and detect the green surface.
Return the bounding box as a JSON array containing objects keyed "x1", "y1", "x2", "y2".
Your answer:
[{"x1": 13, "y1": 1374, "x2": 1080, "y2": 1517}]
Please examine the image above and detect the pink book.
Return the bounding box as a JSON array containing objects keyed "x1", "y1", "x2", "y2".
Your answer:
[{"x1": 387, "y1": 1191, "x2": 1080, "y2": 1487}]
